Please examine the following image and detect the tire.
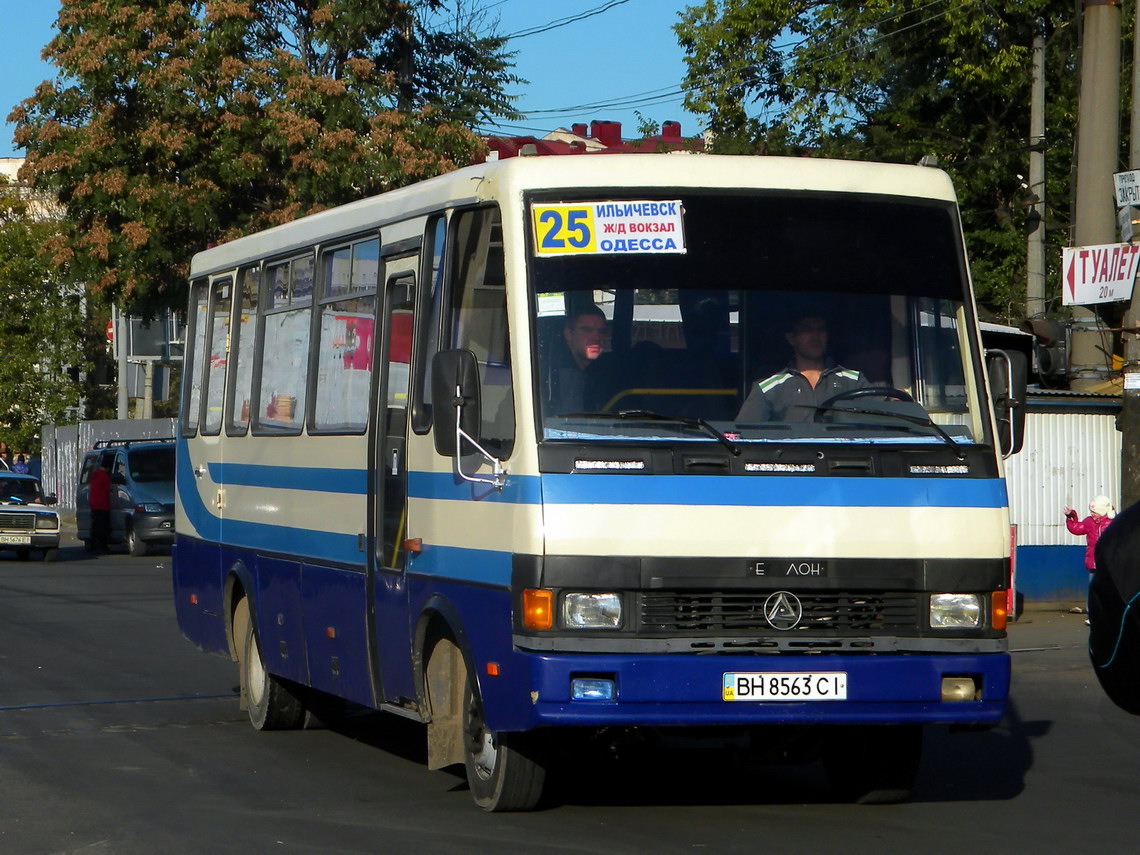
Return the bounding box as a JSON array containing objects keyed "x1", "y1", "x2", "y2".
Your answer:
[
  {"x1": 82, "y1": 539, "x2": 93, "y2": 553},
  {"x1": 127, "y1": 525, "x2": 148, "y2": 557},
  {"x1": 463, "y1": 672, "x2": 546, "y2": 811},
  {"x1": 235, "y1": 597, "x2": 305, "y2": 731},
  {"x1": 41, "y1": 548, "x2": 58, "y2": 563},
  {"x1": 823, "y1": 725, "x2": 922, "y2": 805}
]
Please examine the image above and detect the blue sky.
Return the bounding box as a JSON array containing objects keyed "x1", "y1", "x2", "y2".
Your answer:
[{"x1": 0, "y1": 0, "x2": 704, "y2": 160}]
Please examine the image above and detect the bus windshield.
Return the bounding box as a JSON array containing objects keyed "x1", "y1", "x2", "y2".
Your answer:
[{"x1": 530, "y1": 190, "x2": 987, "y2": 447}]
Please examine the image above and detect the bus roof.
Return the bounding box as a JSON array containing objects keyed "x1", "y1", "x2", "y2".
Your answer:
[{"x1": 189, "y1": 154, "x2": 958, "y2": 279}]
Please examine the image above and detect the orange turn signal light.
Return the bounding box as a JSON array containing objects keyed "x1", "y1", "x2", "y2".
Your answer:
[
  {"x1": 523, "y1": 588, "x2": 554, "y2": 630},
  {"x1": 991, "y1": 591, "x2": 1008, "y2": 631}
]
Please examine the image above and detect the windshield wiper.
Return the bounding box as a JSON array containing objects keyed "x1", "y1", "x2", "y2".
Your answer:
[
  {"x1": 812, "y1": 404, "x2": 965, "y2": 460},
  {"x1": 609, "y1": 409, "x2": 742, "y2": 456},
  {"x1": 558, "y1": 410, "x2": 741, "y2": 455}
]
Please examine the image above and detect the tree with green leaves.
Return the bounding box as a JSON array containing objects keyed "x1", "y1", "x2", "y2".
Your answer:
[
  {"x1": 10, "y1": 0, "x2": 520, "y2": 319},
  {"x1": 0, "y1": 177, "x2": 87, "y2": 452},
  {"x1": 674, "y1": 0, "x2": 1086, "y2": 321}
]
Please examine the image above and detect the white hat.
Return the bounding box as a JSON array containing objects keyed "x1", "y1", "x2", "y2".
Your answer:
[{"x1": 1091, "y1": 495, "x2": 1116, "y2": 518}]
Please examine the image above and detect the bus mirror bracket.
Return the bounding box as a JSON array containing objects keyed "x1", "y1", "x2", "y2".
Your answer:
[
  {"x1": 431, "y1": 349, "x2": 506, "y2": 489},
  {"x1": 985, "y1": 348, "x2": 1028, "y2": 458}
]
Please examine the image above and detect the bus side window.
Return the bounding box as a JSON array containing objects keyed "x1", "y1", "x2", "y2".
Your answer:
[
  {"x1": 254, "y1": 254, "x2": 313, "y2": 434},
  {"x1": 227, "y1": 267, "x2": 260, "y2": 434},
  {"x1": 313, "y1": 237, "x2": 379, "y2": 433},
  {"x1": 202, "y1": 277, "x2": 232, "y2": 435},
  {"x1": 181, "y1": 280, "x2": 210, "y2": 437},
  {"x1": 412, "y1": 215, "x2": 446, "y2": 434},
  {"x1": 446, "y1": 207, "x2": 514, "y2": 458}
]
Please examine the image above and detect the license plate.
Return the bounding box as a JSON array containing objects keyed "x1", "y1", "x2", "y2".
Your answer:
[
  {"x1": 723, "y1": 672, "x2": 848, "y2": 701},
  {"x1": 0, "y1": 535, "x2": 32, "y2": 545}
]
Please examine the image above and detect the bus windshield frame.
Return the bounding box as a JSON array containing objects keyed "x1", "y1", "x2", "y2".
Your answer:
[{"x1": 526, "y1": 188, "x2": 991, "y2": 450}]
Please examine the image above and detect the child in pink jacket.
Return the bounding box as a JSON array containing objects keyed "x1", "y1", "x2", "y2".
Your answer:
[{"x1": 1065, "y1": 495, "x2": 1116, "y2": 572}]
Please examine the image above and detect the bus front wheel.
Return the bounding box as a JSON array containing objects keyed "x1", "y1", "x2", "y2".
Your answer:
[
  {"x1": 462, "y1": 675, "x2": 546, "y2": 811},
  {"x1": 235, "y1": 597, "x2": 305, "y2": 731}
]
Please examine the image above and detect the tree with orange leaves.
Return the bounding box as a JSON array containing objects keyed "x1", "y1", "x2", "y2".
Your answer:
[{"x1": 10, "y1": 1, "x2": 519, "y2": 317}]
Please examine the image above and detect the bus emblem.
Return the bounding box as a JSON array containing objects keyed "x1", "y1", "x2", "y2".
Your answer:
[{"x1": 763, "y1": 591, "x2": 803, "y2": 631}]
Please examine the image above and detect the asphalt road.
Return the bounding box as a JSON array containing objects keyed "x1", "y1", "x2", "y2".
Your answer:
[{"x1": 1, "y1": 539, "x2": 1137, "y2": 855}]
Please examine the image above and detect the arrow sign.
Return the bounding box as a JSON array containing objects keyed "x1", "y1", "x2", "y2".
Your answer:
[{"x1": 1062, "y1": 242, "x2": 1140, "y2": 305}]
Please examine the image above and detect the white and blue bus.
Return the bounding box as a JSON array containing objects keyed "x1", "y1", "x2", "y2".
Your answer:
[{"x1": 174, "y1": 153, "x2": 1025, "y2": 810}]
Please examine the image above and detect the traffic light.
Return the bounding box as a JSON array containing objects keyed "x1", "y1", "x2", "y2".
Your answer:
[{"x1": 1020, "y1": 318, "x2": 1068, "y2": 380}]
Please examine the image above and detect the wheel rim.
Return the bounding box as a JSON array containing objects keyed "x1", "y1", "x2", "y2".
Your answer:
[
  {"x1": 466, "y1": 694, "x2": 497, "y2": 781},
  {"x1": 247, "y1": 632, "x2": 266, "y2": 707}
]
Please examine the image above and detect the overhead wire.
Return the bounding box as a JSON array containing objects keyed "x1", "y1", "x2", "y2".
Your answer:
[
  {"x1": 505, "y1": 0, "x2": 634, "y2": 40},
  {"x1": 506, "y1": 0, "x2": 980, "y2": 127}
]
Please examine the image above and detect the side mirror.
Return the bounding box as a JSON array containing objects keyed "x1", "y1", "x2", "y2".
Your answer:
[
  {"x1": 430, "y1": 349, "x2": 507, "y2": 489},
  {"x1": 431, "y1": 349, "x2": 482, "y2": 457},
  {"x1": 986, "y1": 348, "x2": 1028, "y2": 457},
  {"x1": 111, "y1": 472, "x2": 127, "y2": 485},
  {"x1": 43, "y1": 494, "x2": 58, "y2": 506}
]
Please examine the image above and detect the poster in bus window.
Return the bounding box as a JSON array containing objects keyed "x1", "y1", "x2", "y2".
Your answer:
[
  {"x1": 261, "y1": 309, "x2": 310, "y2": 425},
  {"x1": 316, "y1": 306, "x2": 374, "y2": 428}
]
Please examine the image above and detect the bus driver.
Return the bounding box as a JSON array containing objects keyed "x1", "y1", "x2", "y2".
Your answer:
[
  {"x1": 545, "y1": 305, "x2": 607, "y2": 415},
  {"x1": 736, "y1": 311, "x2": 867, "y2": 423}
]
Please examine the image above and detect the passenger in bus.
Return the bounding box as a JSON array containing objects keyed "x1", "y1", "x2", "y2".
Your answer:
[
  {"x1": 545, "y1": 305, "x2": 607, "y2": 415},
  {"x1": 736, "y1": 312, "x2": 867, "y2": 423}
]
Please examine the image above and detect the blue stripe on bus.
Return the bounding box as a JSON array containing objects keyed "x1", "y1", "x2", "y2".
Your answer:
[
  {"x1": 206, "y1": 462, "x2": 367, "y2": 494},
  {"x1": 402, "y1": 470, "x2": 1007, "y2": 508},
  {"x1": 538, "y1": 473, "x2": 1008, "y2": 508},
  {"x1": 178, "y1": 441, "x2": 362, "y2": 565},
  {"x1": 407, "y1": 543, "x2": 513, "y2": 587},
  {"x1": 407, "y1": 471, "x2": 543, "y2": 504}
]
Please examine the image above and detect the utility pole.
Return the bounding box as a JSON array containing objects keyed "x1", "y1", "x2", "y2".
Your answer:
[
  {"x1": 1121, "y1": 0, "x2": 1140, "y2": 510},
  {"x1": 1069, "y1": 0, "x2": 1122, "y2": 392},
  {"x1": 115, "y1": 305, "x2": 129, "y2": 419},
  {"x1": 1026, "y1": 32, "x2": 1047, "y2": 320}
]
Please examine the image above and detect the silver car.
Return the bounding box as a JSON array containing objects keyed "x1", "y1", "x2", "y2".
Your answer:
[
  {"x1": 0, "y1": 473, "x2": 60, "y2": 561},
  {"x1": 76, "y1": 439, "x2": 175, "y2": 556}
]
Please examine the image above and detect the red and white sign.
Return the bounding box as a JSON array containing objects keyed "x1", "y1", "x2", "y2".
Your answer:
[{"x1": 1061, "y1": 242, "x2": 1140, "y2": 306}]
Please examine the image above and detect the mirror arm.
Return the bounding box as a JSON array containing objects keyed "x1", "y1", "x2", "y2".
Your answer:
[{"x1": 453, "y1": 384, "x2": 507, "y2": 490}]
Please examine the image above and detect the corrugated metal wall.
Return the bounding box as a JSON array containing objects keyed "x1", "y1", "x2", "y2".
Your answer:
[
  {"x1": 1003, "y1": 410, "x2": 1121, "y2": 547},
  {"x1": 40, "y1": 419, "x2": 177, "y2": 511}
]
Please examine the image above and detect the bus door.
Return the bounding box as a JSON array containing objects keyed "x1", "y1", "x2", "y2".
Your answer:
[
  {"x1": 369, "y1": 254, "x2": 418, "y2": 705},
  {"x1": 198, "y1": 274, "x2": 233, "y2": 562},
  {"x1": 174, "y1": 274, "x2": 235, "y2": 649}
]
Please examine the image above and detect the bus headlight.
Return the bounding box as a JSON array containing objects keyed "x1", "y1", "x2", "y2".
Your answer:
[
  {"x1": 562, "y1": 593, "x2": 622, "y2": 629},
  {"x1": 930, "y1": 593, "x2": 982, "y2": 629}
]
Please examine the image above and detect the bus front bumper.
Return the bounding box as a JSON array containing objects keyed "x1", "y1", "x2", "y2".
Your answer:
[{"x1": 490, "y1": 651, "x2": 1010, "y2": 731}]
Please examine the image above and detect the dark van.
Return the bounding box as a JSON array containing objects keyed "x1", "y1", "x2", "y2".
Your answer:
[{"x1": 76, "y1": 439, "x2": 175, "y2": 556}]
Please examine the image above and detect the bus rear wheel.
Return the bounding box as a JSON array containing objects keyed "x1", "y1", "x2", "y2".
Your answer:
[
  {"x1": 235, "y1": 597, "x2": 305, "y2": 731},
  {"x1": 823, "y1": 724, "x2": 922, "y2": 804},
  {"x1": 462, "y1": 675, "x2": 546, "y2": 811}
]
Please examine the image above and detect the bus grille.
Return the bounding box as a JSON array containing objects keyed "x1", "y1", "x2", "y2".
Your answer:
[
  {"x1": 0, "y1": 513, "x2": 34, "y2": 531},
  {"x1": 639, "y1": 591, "x2": 921, "y2": 634}
]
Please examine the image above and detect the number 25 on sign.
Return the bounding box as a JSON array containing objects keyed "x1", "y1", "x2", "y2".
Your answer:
[{"x1": 532, "y1": 205, "x2": 597, "y2": 255}]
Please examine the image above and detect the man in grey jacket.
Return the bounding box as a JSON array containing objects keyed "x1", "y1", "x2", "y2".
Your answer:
[{"x1": 736, "y1": 312, "x2": 867, "y2": 423}]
